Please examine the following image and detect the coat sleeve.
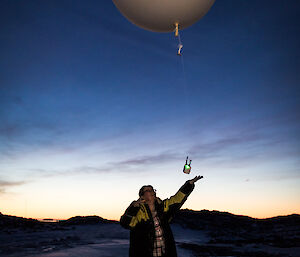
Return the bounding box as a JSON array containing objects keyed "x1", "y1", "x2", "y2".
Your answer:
[
  {"x1": 120, "y1": 202, "x2": 150, "y2": 230},
  {"x1": 163, "y1": 181, "x2": 194, "y2": 219}
]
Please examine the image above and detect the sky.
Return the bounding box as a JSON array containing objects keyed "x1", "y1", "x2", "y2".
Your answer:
[{"x1": 0, "y1": 0, "x2": 300, "y2": 220}]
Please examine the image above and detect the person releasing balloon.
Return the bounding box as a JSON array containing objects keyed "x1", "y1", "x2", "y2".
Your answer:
[{"x1": 120, "y1": 176, "x2": 203, "y2": 257}]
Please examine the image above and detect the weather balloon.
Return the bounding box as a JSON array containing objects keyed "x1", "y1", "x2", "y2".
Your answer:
[{"x1": 112, "y1": 0, "x2": 215, "y2": 34}]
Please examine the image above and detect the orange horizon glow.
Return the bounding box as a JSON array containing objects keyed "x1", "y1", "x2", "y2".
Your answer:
[
  {"x1": 3, "y1": 207, "x2": 300, "y2": 222},
  {"x1": 2, "y1": 173, "x2": 300, "y2": 222}
]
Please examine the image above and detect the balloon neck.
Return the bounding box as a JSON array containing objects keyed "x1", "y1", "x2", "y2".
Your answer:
[{"x1": 174, "y1": 22, "x2": 179, "y2": 37}]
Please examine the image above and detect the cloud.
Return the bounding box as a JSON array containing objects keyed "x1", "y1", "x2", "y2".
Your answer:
[
  {"x1": 189, "y1": 133, "x2": 261, "y2": 158},
  {"x1": 0, "y1": 124, "x2": 22, "y2": 139},
  {"x1": 0, "y1": 121, "x2": 64, "y2": 140},
  {"x1": 186, "y1": 124, "x2": 268, "y2": 166},
  {"x1": 25, "y1": 151, "x2": 180, "y2": 179},
  {"x1": 113, "y1": 152, "x2": 178, "y2": 167},
  {"x1": 27, "y1": 166, "x2": 111, "y2": 179},
  {"x1": 0, "y1": 179, "x2": 27, "y2": 195},
  {"x1": 184, "y1": 115, "x2": 300, "y2": 170},
  {"x1": 0, "y1": 122, "x2": 66, "y2": 161},
  {"x1": 0, "y1": 180, "x2": 25, "y2": 187}
]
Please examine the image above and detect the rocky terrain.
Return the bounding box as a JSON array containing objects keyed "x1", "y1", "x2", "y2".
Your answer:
[
  {"x1": 174, "y1": 210, "x2": 300, "y2": 256},
  {"x1": 0, "y1": 210, "x2": 299, "y2": 257}
]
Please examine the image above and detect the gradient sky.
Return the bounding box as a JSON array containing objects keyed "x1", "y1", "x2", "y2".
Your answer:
[{"x1": 1, "y1": 0, "x2": 300, "y2": 220}]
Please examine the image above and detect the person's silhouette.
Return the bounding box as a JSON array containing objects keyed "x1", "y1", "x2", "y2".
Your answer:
[{"x1": 120, "y1": 176, "x2": 202, "y2": 257}]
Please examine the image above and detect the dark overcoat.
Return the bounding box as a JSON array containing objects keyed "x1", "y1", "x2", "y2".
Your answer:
[{"x1": 120, "y1": 181, "x2": 194, "y2": 257}]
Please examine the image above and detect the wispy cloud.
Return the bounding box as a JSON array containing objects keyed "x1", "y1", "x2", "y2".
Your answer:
[
  {"x1": 0, "y1": 94, "x2": 65, "y2": 144},
  {"x1": 25, "y1": 151, "x2": 179, "y2": 179},
  {"x1": 185, "y1": 112, "x2": 300, "y2": 169},
  {"x1": 0, "y1": 122, "x2": 67, "y2": 161},
  {"x1": 29, "y1": 166, "x2": 110, "y2": 178},
  {"x1": 189, "y1": 133, "x2": 261, "y2": 158},
  {"x1": 0, "y1": 179, "x2": 27, "y2": 195},
  {"x1": 0, "y1": 122, "x2": 61, "y2": 139},
  {"x1": 112, "y1": 151, "x2": 179, "y2": 167},
  {"x1": 0, "y1": 124, "x2": 20, "y2": 138}
]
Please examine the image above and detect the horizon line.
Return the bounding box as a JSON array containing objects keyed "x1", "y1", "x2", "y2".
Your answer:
[{"x1": 2, "y1": 209, "x2": 300, "y2": 222}]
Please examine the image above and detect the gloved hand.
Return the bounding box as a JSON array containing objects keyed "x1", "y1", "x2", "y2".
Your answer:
[{"x1": 131, "y1": 197, "x2": 146, "y2": 207}]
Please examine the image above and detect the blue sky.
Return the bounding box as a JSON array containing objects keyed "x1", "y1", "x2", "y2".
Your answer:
[{"x1": 0, "y1": 0, "x2": 299, "y2": 219}]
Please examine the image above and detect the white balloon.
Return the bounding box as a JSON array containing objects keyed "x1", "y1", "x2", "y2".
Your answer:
[{"x1": 112, "y1": 0, "x2": 215, "y2": 33}]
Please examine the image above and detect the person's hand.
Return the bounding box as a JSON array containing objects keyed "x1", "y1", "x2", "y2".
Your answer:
[
  {"x1": 131, "y1": 197, "x2": 146, "y2": 207},
  {"x1": 188, "y1": 175, "x2": 203, "y2": 184}
]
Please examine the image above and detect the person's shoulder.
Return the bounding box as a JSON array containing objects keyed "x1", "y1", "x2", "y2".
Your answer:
[{"x1": 156, "y1": 197, "x2": 163, "y2": 204}]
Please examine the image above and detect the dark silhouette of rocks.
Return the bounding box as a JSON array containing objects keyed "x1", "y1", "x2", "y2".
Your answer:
[
  {"x1": 0, "y1": 213, "x2": 117, "y2": 230},
  {"x1": 173, "y1": 209, "x2": 255, "y2": 230},
  {"x1": 59, "y1": 215, "x2": 118, "y2": 225},
  {"x1": 0, "y1": 212, "x2": 42, "y2": 229},
  {"x1": 173, "y1": 209, "x2": 300, "y2": 249},
  {"x1": 1, "y1": 210, "x2": 299, "y2": 256}
]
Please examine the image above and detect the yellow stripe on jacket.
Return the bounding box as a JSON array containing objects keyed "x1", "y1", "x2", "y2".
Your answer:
[
  {"x1": 129, "y1": 204, "x2": 150, "y2": 228},
  {"x1": 163, "y1": 191, "x2": 185, "y2": 212},
  {"x1": 128, "y1": 190, "x2": 186, "y2": 228}
]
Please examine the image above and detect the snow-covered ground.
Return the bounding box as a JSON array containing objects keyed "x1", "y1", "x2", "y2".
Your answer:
[
  {"x1": 0, "y1": 223, "x2": 206, "y2": 257},
  {"x1": 1, "y1": 222, "x2": 299, "y2": 257}
]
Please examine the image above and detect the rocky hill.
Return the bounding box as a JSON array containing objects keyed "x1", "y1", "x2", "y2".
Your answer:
[
  {"x1": 1, "y1": 210, "x2": 300, "y2": 257},
  {"x1": 59, "y1": 215, "x2": 118, "y2": 225},
  {"x1": 0, "y1": 212, "x2": 42, "y2": 229},
  {"x1": 173, "y1": 209, "x2": 300, "y2": 248},
  {"x1": 0, "y1": 212, "x2": 116, "y2": 230}
]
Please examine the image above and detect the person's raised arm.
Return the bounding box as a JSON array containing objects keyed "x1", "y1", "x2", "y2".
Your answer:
[{"x1": 163, "y1": 176, "x2": 203, "y2": 218}]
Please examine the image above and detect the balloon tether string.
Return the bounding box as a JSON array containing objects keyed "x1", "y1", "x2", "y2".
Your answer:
[{"x1": 177, "y1": 31, "x2": 189, "y2": 115}]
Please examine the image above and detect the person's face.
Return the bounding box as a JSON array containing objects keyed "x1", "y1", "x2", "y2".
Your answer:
[{"x1": 141, "y1": 186, "x2": 156, "y2": 203}]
